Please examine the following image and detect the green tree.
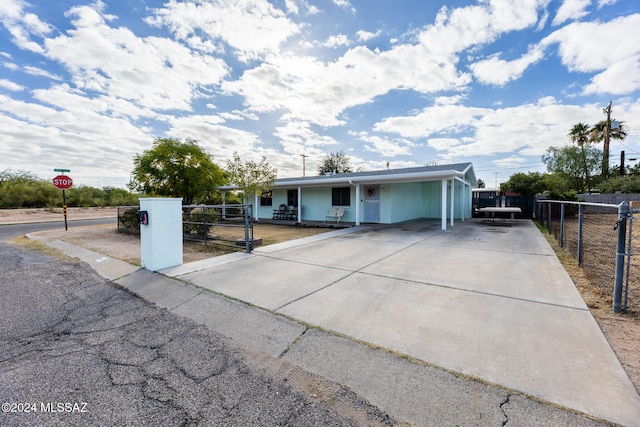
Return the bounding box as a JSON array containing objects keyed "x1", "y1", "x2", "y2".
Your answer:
[
  {"x1": 130, "y1": 138, "x2": 225, "y2": 205},
  {"x1": 476, "y1": 179, "x2": 485, "y2": 189},
  {"x1": 542, "y1": 145, "x2": 602, "y2": 193},
  {"x1": 599, "y1": 175, "x2": 640, "y2": 193},
  {"x1": 501, "y1": 172, "x2": 547, "y2": 196},
  {"x1": 317, "y1": 150, "x2": 352, "y2": 175},
  {"x1": 0, "y1": 170, "x2": 60, "y2": 208},
  {"x1": 569, "y1": 122, "x2": 594, "y2": 192},
  {"x1": 225, "y1": 152, "x2": 277, "y2": 204}
]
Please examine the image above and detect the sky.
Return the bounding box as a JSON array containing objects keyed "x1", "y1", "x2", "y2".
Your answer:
[{"x1": 1, "y1": 0, "x2": 640, "y2": 190}]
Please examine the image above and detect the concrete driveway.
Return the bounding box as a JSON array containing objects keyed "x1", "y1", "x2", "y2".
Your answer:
[{"x1": 164, "y1": 219, "x2": 640, "y2": 426}]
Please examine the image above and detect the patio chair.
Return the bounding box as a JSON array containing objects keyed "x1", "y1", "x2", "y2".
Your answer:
[
  {"x1": 324, "y1": 207, "x2": 345, "y2": 223},
  {"x1": 285, "y1": 205, "x2": 297, "y2": 221},
  {"x1": 272, "y1": 204, "x2": 286, "y2": 220}
]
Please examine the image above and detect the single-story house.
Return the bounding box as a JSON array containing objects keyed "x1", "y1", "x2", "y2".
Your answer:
[{"x1": 222, "y1": 162, "x2": 477, "y2": 231}]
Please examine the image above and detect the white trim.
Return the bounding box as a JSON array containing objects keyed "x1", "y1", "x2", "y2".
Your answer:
[{"x1": 272, "y1": 169, "x2": 467, "y2": 188}]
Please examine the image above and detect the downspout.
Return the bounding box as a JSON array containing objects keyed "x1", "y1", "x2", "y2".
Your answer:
[{"x1": 349, "y1": 180, "x2": 360, "y2": 226}]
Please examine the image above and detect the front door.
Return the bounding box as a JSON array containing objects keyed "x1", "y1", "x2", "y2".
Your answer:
[{"x1": 363, "y1": 185, "x2": 380, "y2": 222}]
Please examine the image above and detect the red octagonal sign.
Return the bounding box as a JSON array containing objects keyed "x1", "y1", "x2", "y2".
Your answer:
[{"x1": 52, "y1": 175, "x2": 73, "y2": 190}]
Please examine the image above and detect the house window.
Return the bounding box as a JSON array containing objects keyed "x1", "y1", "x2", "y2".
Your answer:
[
  {"x1": 287, "y1": 189, "x2": 298, "y2": 207},
  {"x1": 260, "y1": 191, "x2": 272, "y2": 206},
  {"x1": 332, "y1": 187, "x2": 351, "y2": 206}
]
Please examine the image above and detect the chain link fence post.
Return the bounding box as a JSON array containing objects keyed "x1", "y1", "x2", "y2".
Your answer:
[
  {"x1": 577, "y1": 204, "x2": 584, "y2": 265},
  {"x1": 614, "y1": 201, "x2": 629, "y2": 313}
]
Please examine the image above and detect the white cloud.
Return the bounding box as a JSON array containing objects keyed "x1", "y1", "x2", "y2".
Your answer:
[
  {"x1": 0, "y1": 78, "x2": 24, "y2": 91},
  {"x1": 374, "y1": 104, "x2": 488, "y2": 139},
  {"x1": 598, "y1": 0, "x2": 618, "y2": 8},
  {"x1": 471, "y1": 45, "x2": 545, "y2": 86},
  {"x1": 333, "y1": 0, "x2": 355, "y2": 13},
  {"x1": 493, "y1": 156, "x2": 527, "y2": 169},
  {"x1": 427, "y1": 138, "x2": 463, "y2": 151},
  {"x1": 324, "y1": 34, "x2": 350, "y2": 48},
  {"x1": 0, "y1": 93, "x2": 151, "y2": 186},
  {"x1": 165, "y1": 114, "x2": 261, "y2": 162},
  {"x1": 41, "y1": 3, "x2": 229, "y2": 111},
  {"x1": 145, "y1": 0, "x2": 301, "y2": 62},
  {"x1": 542, "y1": 14, "x2": 640, "y2": 93},
  {"x1": 583, "y1": 55, "x2": 640, "y2": 94},
  {"x1": 361, "y1": 135, "x2": 416, "y2": 157},
  {"x1": 372, "y1": 97, "x2": 623, "y2": 163},
  {"x1": 23, "y1": 65, "x2": 61, "y2": 80},
  {"x1": 0, "y1": 0, "x2": 52, "y2": 53},
  {"x1": 552, "y1": 0, "x2": 591, "y2": 26},
  {"x1": 355, "y1": 30, "x2": 380, "y2": 42}
]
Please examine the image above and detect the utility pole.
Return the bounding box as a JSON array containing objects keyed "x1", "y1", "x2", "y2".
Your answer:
[
  {"x1": 620, "y1": 150, "x2": 625, "y2": 176},
  {"x1": 603, "y1": 101, "x2": 612, "y2": 179}
]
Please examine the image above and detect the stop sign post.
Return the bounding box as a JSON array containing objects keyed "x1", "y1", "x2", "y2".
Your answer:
[{"x1": 53, "y1": 169, "x2": 72, "y2": 231}]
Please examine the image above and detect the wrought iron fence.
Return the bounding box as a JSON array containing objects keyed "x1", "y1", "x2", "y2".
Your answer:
[
  {"x1": 536, "y1": 200, "x2": 638, "y2": 314},
  {"x1": 117, "y1": 205, "x2": 139, "y2": 234},
  {"x1": 117, "y1": 204, "x2": 255, "y2": 253},
  {"x1": 182, "y1": 204, "x2": 254, "y2": 253}
]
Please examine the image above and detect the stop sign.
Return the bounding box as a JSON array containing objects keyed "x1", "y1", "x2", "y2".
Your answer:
[{"x1": 52, "y1": 175, "x2": 73, "y2": 190}]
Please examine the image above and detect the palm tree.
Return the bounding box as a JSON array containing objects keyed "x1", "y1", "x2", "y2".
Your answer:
[
  {"x1": 590, "y1": 112, "x2": 627, "y2": 179},
  {"x1": 569, "y1": 122, "x2": 593, "y2": 193}
]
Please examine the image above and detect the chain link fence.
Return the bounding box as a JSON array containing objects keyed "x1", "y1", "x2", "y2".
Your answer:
[
  {"x1": 536, "y1": 200, "x2": 639, "y2": 314},
  {"x1": 117, "y1": 204, "x2": 255, "y2": 253}
]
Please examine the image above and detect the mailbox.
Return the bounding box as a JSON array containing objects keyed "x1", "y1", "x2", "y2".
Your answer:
[{"x1": 137, "y1": 210, "x2": 149, "y2": 225}]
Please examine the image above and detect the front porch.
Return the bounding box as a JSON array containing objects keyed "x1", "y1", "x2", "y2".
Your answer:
[{"x1": 256, "y1": 218, "x2": 355, "y2": 229}]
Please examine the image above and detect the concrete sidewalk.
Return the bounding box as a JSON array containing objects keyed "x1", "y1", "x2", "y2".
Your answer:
[{"x1": 34, "y1": 220, "x2": 640, "y2": 426}]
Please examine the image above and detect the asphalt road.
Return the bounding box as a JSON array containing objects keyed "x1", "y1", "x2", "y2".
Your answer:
[{"x1": 0, "y1": 221, "x2": 393, "y2": 426}]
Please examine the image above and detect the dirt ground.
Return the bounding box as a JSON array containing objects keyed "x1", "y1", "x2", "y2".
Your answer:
[
  {"x1": 5, "y1": 209, "x2": 639, "y2": 393},
  {"x1": 0, "y1": 207, "x2": 120, "y2": 225}
]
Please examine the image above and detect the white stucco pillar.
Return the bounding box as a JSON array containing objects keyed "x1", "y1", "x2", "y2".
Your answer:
[
  {"x1": 441, "y1": 179, "x2": 447, "y2": 231},
  {"x1": 297, "y1": 187, "x2": 302, "y2": 223},
  {"x1": 355, "y1": 183, "x2": 361, "y2": 226},
  {"x1": 139, "y1": 198, "x2": 183, "y2": 271}
]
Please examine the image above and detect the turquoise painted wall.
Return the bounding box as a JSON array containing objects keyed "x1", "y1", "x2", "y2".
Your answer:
[
  {"x1": 255, "y1": 180, "x2": 471, "y2": 223},
  {"x1": 257, "y1": 187, "x2": 356, "y2": 222}
]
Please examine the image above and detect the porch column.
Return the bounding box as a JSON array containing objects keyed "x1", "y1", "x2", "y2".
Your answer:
[
  {"x1": 254, "y1": 193, "x2": 259, "y2": 221},
  {"x1": 450, "y1": 178, "x2": 455, "y2": 227},
  {"x1": 461, "y1": 182, "x2": 466, "y2": 221},
  {"x1": 297, "y1": 187, "x2": 302, "y2": 224},
  {"x1": 441, "y1": 179, "x2": 447, "y2": 231},
  {"x1": 355, "y1": 184, "x2": 360, "y2": 226}
]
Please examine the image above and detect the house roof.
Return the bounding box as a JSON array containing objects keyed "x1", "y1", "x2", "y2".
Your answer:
[
  {"x1": 219, "y1": 162, "x2": 477, "y2": 191},
  {"x1": 270, "y1": 162, "x2": 477, "y2": 188}
]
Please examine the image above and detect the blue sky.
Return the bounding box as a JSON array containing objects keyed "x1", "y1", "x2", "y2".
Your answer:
[{"x1": 1, "y1": 0, "x2": 640, "y2": 189}]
